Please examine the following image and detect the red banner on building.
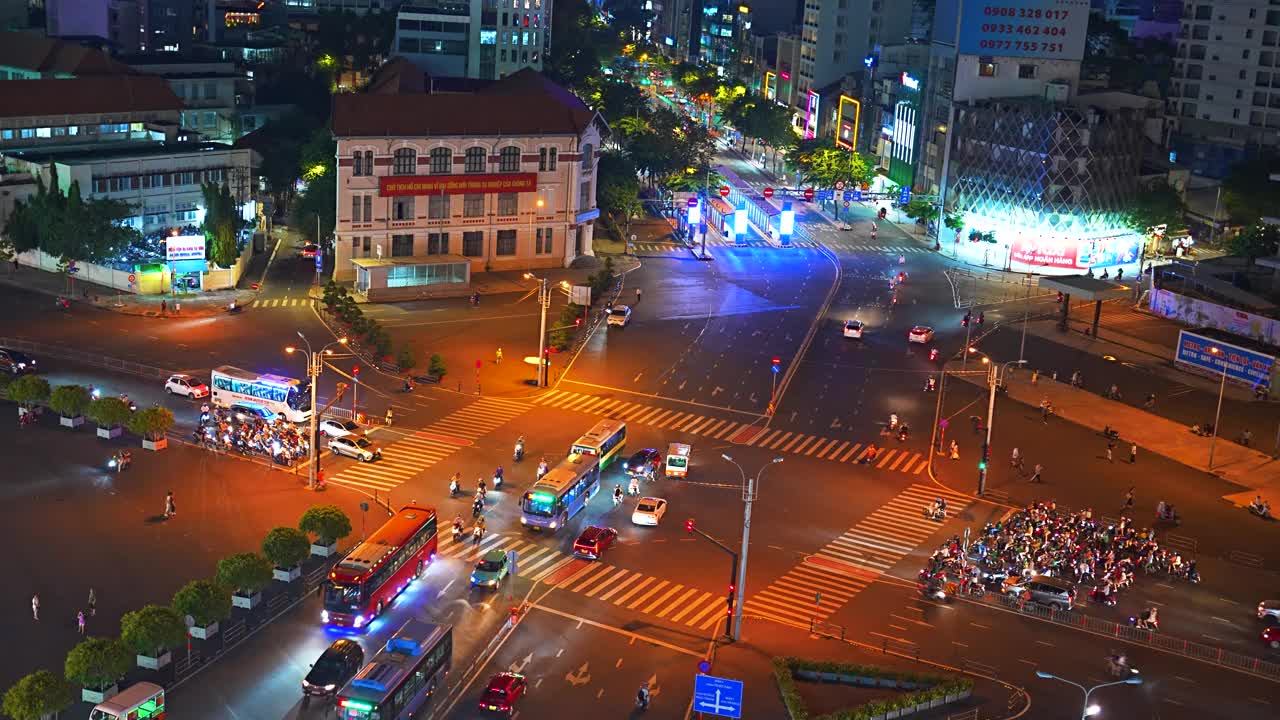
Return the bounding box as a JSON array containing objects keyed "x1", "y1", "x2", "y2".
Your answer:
[{"x1": 379, "y1": 173, "x2": 538, "y2": 196}]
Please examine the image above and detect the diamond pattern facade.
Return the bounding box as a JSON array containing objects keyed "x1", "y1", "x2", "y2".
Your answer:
[{"x1": 948, "y1": 98, "x2": 1147, "y2": 239}]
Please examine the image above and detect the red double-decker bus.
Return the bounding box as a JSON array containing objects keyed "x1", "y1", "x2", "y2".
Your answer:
[{"x1": 322, "y1": 504, "x2": 438, "y2": 629}]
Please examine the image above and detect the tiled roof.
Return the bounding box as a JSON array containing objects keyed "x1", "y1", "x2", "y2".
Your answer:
[
  {"x1": 0, "y1": 76, "x2": 183, "y2": 119},
  {"x1": 332, "y1": 69, "x2": 604, "y2": 138},
  {"x1": 0, "y1": 32, "x2": 132, "y2": 76}
]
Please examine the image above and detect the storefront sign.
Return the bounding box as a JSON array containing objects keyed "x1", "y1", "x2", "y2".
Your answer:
[
  {"x1": 1175, "y1": 330, "x2": 1276, "y2": 387},
  {"x1": 1009, "y1": 237, "x2": 1077, "y2": 269},
  {"x1": 1009, "y1": 234, "x2": 1138, "y2": 270},
  {"x1": 379, "y1": 173, "x2": 538, "y2": 197},
  {"x1": 900, "y1": 72, "x2": 920, "y2": 90},
  {"x1": 574, "y1": 208, "x2": 601, "y2": 223},
  {"x1": 165, "y1": 235, "x2": 206, "y2": 262}
]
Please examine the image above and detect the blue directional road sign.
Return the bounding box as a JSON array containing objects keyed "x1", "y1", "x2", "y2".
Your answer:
[
  {"x1": 898, "y1": 186, "x2": 912, "y2": 205},
  {"x1": 693, "y1": 674, "x2": 743, "y2": 719},
  {"x1": 845, "y1": 189, "x2": 863, "y2": 202},
  {"x1": 816, "y1": 189, "x2": 835, "y2": 201}
]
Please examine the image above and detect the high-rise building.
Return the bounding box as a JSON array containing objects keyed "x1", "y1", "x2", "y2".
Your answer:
[
  {"x1": 45, "y1": 0, "x2": 144, "y2": 51},
  {"x1": 796, "y1": 0, "x2": 912, "y2": 98},
  {"x1": 392, "y1": 0, "x2": 550, "y2": 80},
  {"x1": 1167, "y1": 0, "x2": 1277, "y2": 177}
]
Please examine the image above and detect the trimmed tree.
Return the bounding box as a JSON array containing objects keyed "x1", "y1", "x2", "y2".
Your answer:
[
  {"x1": 64, "y1": 637, "x2": 131, "y2": 695},
  {"x1": 171, "y1": 579, "x2": 232, "y2": 628},
  {"x1": 2, "y1": 670, "x2": 74, "y2": 720},
  {"x1": 7, "y1": 374, "x2": 50, "y2": 410},
  {"x1": 216, "y1": 552, "x2": 274, "y2": 597},
  {"x1": 299, "y1": 505, "x2": 353, "y2": 547},
  {"x1": 128, "y1": 405, "x2": 174, "y2": 449},
  {"x1": 263, "y1": 526, "x2": 310, "y2": 574},
  {"x1": 48, "y1": 384, "x2": 91, "y2": 421},
  {"x1": 87, "y1": 396, "x2": 132, "y2": 436},
  {"x1": 428, "y1": 353, "x2": 447, "y2": 378},
  {"x1": 120, "y1": 605, "x2": 186, "y2": 663}
]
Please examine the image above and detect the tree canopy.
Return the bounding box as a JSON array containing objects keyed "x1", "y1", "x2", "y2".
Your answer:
[
  {"x1": 1223, "y1": 156, "x2": 1280, "y2": 226},
  {"x1": 290, "y1": 129, "x2": 338, "y2": 245},
  {"x1": 3, "y1": 168, "x2": 140, "y2": 264},
  {"x1": 1123, "y1": 182, "x2": 1187, "y2": 234},
  {"x1": 1227, "y1": 222, "x2": 1280, "y2": 262},
  {"x1": 200, "y1": 182, "x2": 242, "y2": 268}
]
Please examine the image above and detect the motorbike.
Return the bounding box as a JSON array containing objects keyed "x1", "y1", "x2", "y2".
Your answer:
[
  {"x1": 536, "y1": 462, "x2": 549, "y2": 480},
  {"x1": 1183, "y1": 564, "x2": 1201, "y2": 584},
  {"x1": 1107, "y1": 656, "x2": 1138, "y2": 679},
  {"x1": 492, "y1": 472, "x2": 503, "y2": 489},
  {"x1": 636, "y1": 689, "x2": 651, "y2": 710},
  {"x1": 513, "y1": 442, "x2": 524, "y2": 462},
  {"x1": 1088, "y1": 587, "x2": 1118, "y2": 607},
  {"x1": 919, "y1": 582, "x2": 949, "y2": 602},
  {"x1": 924, "y1": 378, "x2": 936, "y2": 392},
  {"x1": 401, "y1": 380, "x2": 415, "y2": 393},
  {"x1": 897, "y1": 426, "x2": 910, "y2": 442},
  {"x1": 1249, "y1": 502, "x2": 1273, "y2": 520},
  {"x1": 1102, "y1": 425, "x2": 1120, "y2": 441},
  {"x1": 1154, "y1": 507, "x2": 1180, "y2": 525},
  {"x1": 107, "y1": 451, "x2": 132, "y2": 472},
  {"x1": 449, "y1": 480, "x2": 461, "y2": 498},
  {"x1": 226, "y1": 302, "x2": 242, "y2": 314},
  {"x1": 55, "y1": 296, "x2": 70, "y2": 310},
  {"x1": 472, "y1": 501, "x2": 484, "y2": 519},
  {"x1": 1128, "y1": 611, "x2": 1160, "y2": 632},
  {"x1": 923, "y1": 505, "x2": 946, "y2": 522},
  {"x1": 889, "y1": 414, "x2": 899, "y2": 430},
  {"x1": 120, "y1": 395, "x2": 137, "y2": 412},
  {"x1": 928, "y1": 348, "x2": 939, "y2": 361}
]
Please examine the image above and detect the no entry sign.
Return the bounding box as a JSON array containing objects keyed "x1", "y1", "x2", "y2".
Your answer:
[
  {"x1": 803, "y1": 188, "x2": 815, "y2": 201},
  {"x1": 719, "y1": 186, "x2": 731, "y2": 198},
  {"x1": 763, "y1": 187, "x2": 775, "y2": 198}
]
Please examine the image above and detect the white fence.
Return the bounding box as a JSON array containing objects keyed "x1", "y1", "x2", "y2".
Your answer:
[{"x1": 17, "y1": 241, "x2": 253, "y2": 294}]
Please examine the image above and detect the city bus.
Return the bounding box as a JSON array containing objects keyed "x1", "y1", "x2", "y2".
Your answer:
[
  {"x1": 90, "y1": 681, "x2": 165, "y2": 720},
  {"x1": 520, "y1": 453, "x2": 601, "y2": 532},
  {"x1": 210, "y1": 365, "x2": 311, "y2": 423},
  {"x1": 322, "y1": 505, "x2": 438, "y2": 629},
  {"x1": 570, "y1": 419, "x2": 627, "y2": 470},
  {"x1": 336, "y1": 620, "x2": 452, "y2": 720}
]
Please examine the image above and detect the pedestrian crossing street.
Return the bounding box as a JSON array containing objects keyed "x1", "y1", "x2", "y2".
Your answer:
[
  {"x1": 743, "y1": 484, "x2": 972, "y2": 627},
  {"x1": 326, "y1": 397, "x2": 532, "y2": 495},
  {"x1": 631, "y1": 241, "x2": 931, "y2": 254},
  {"x1": 250, "y1": 296, "x2": 314, "y2": 309},
  {"x1": 532, "y1": 390, "x2": 930, "y2": 475},
  {"x1": 435, "y1": 531, "x2": 732, "y2": 632}
]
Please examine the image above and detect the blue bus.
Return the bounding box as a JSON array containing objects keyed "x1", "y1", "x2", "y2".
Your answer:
[
  {"x1": 520, "y1": 453, "x2": 601, "y2": 532},
  {"x1": 570, "y1": 419, "x2": 627, "y2": 470},
  {"x1": 336, "y1": 620, "x2": 451, "y2": 720}
]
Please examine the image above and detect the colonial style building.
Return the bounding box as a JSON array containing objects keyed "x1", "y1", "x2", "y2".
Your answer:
[{"x1": 330, "y1": 69, "x2": 607, "y2": 300}]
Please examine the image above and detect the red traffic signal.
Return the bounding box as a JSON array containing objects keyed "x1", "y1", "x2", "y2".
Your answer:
[
  {"x1": 684, "y1": 519, "x2": 695, "y2": 534},
  {"x1": 575, "y1": 317, "x2": 582, "y2": 327},
  {"x1": 771, "y1": 357, "x2": 780, "y2": 366},
  {"x1": 352, "y1": 365, "x2": 360, "y2": 377}
]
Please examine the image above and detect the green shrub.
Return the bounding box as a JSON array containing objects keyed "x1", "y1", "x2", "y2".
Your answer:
[
  {"x1": 299, "y1": 505, "x2": 353, "y2": 545},
  {"x1": 63, "y1": 637, "x2": 131, "y2": 692},
  {"x1": 120, "y1": 605, "x2": 186, "y2": 657},
  {"x1": 127, "y1": 406, "x2": 174, "y2": 440},
  {"x1": 48, "y1": 384, "x2": 91, "y2": 417},
  {"x1": 87, "y1": 397, "x2": 131, "y2": 428},
  {"x1": 397, "y1": 345, "x2": 418, "y2": 370},
  {"x1": 171, "y1": 579, "x2": 232, "y2": 627},
  {"x1": 216, "y1": 552, "x2": 274, "y2": 595},
  {"x1": 7, "y1": 374, "x2": 49, "y2": 408},
  {"x1": 2, "y1": 670, "x2": 73, "y2": 720},
  {"x1": 428, "y1": 353, "x2": 447, "y2": 377},
  {"x1": 262, "y1": 526, "x2": 310, "y2": 569}
]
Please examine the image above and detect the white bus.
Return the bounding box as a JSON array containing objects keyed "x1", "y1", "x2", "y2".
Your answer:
[{"x1": 210, "y1": 366, "x2": 311, "y2": 423}]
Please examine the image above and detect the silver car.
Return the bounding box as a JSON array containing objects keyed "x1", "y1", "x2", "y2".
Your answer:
[{"x1": 328, "y1": 435, "x2": 381, "y2": 462}]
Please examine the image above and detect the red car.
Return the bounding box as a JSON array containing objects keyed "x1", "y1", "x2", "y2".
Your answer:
[
  {"x1": 301, "y1": 243, "x2": 319, "y2": 259},
  {"x1": 573, "y1": 526, "x2": 618, "y2": 560},
  {"x1": 479, "y1": 672, "x2": 527, "y2": 714},
  {"x1": 1264, "y1": 626, "x2": 1280, "y2": 650}
]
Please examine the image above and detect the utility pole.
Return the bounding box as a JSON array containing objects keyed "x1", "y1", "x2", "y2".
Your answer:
[
  {"x1": 287, "y1": 332, "x2": 348, "y2": 490},
  {"x1": 934, "y1": 0, "x2": 966, "y2": 253},
  {"x1": 722, "y1": 455, "x2": 784, "y2": 641},
  {"x1": 979, "y1": 360, "x2": 1025, "y2": 495},
  {"x1": 526, "y1": 273, "x2": 554, "y2": 387}
]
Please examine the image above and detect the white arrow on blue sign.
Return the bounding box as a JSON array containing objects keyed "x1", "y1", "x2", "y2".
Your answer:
[
  {"x1": 693, "y1": 674, "x2": 743, "y2": 719},
  {"x1": 898, "y1": 187, "x2": 912, "y2": 204}
]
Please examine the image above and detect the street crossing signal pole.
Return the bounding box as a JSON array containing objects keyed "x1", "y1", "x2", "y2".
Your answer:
[
  {"x1": 684, "y1": 518, "x2": 738, "y2": 642},
  {"x1": 722, "y1": 455, "x2": 785, "y2": 642},
  {"x1": 537, "y1": 277, "x2": 550, "y2": 387}
]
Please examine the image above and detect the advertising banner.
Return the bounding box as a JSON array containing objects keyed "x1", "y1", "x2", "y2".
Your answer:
[
  {"x1": 959, "y1": 0, "x2": 1090, "y2": 61},
  {"x1": 1150, "y1": 289, "x2": 1280, "y2": 348},
  {"x1": 165, "y1": 235, "x2": 206, "y2": 262},
  {"x1": 1175, "y1": 330, "x2": 1276, "y2": 388},
  {"x1": 1009, "y1": 236, "x2": 1077, "y2": 269},
  {"x1": 379, "y1": 173, "x2": 537, "y2": 197},
  {"x1": 1008, "y1": 234, "x2": 1139, "y2": 269}
]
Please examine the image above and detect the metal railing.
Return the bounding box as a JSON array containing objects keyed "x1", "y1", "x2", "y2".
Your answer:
[{"x1": 0, "y1": 337, "x2": 174, "y2": 380}]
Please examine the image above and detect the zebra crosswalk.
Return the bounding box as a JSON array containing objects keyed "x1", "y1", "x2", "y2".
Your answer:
[
  {"x1": 531, "y1": 390, "x2": 928, "y2": 474},
  {"x1": 326, "y1": 397, "x2": 531, "y2": 494},
  {"x1": 436, "y1": 532, "x2": 731, "y2": 632},
  {"x1": 630, "y1": 241, "x2": 933, "y2": 255},
  {"x1": 743, "y1": 484, "x2": 972, "y2": 627},
  {"x1": 250, "y1": 297, "x2": 314, "y2": 309}
]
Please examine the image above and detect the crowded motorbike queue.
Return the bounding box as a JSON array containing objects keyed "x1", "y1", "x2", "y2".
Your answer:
[{"x1": 192, "y1": 404, "x2": 311, "y2": 465}]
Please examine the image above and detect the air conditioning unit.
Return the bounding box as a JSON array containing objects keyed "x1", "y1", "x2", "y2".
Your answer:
[{"x1": 1044, "y1": 80, "x2": 1070, "y2": 103}]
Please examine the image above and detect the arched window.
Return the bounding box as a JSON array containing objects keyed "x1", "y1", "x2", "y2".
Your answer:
[
  {"x1": 499, "y1": 145, "x2": 521, "y2": 172},
  {"x1": 429, "y1": 147, "x2": 452, "y2": 174},
  {"x1": 393, "y1": 148, "x2": 417, "y2": 175},
  {"x1": 465, "y1": 146, "x2": 487, "y2": 173}
]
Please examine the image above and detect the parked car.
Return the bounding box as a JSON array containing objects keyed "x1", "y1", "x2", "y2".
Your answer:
[
  {"x1": 328, "y1": 435, "x2": 381, "y2": 462},
  {"x1": 302, "y1": 638, "x2": 364, "y2": 697},
  {"x1": 164, "y1": 374, "x2": 209, "y2": 399},
  {"x1": 301, "y1": 243, "x2": 320, "y2": 259},
  {"x1": 572, "y1": 526, "x2": 618, "y2": 560},
  {"x1": 0, "y1": 348, "x2": 36, "y2": 375}
]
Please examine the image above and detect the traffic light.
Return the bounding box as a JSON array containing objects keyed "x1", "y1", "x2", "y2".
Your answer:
[
  {"x1": 962, "y1": 312, "x2": 970, "y2": 327},
  {"x1": 726, "y1": 583, "x2": 736, "y2": 614},
  {"x1": 979, "y1": 442, "x2": 989, "y2": 471},
  {"x1": 543, "y1": 348, "x2": 551, "y2": 366},
  {"x1": 575, "y1": 317, "x2": 582, "y2": 327},
  {"x1": 685, "y1": 518, "x2": 695, "y2": 534}
]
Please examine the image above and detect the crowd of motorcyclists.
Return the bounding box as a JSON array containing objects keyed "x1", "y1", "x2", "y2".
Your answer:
[
  {"x1": 192, "y1": 403, "x2": 311, "y2": 465},
  {"x1": 919, "y1": 502, "x2": 1199, "y2": 608}
]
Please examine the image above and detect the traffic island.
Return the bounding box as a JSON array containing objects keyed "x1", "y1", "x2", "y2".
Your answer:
[{"x1": 775, "y1": 657, "x2": 974, "y2": 720}]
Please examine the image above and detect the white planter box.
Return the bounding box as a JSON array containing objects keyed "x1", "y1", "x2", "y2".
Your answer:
[
  {"x1": 81, "y1": 684, "x2": 118, "y2": 704},
  {"x1": 60, "y1": 415, "x2": 85, "y2": 428},
  {"x1": 97, "y1": 424, "x2": 124, "y2": 439},
  {"x1": 311, "y1": 542, "x2": 338, "y2": 558},
  {"x1": 136, "y1": 651, "x2": 172, "y2": 670},
  {"x1": 189, "y1": 622, "x2": 218, "y2": 640},
  {"x1": 232, "y1": 591, "x2": 262, "y2": 609},
  {"x1": 142, "y1": 437, "x2": 168, "y2": 451},
  {"x1": 274, "y1": 565, "x2": 302, "y2": 582}
]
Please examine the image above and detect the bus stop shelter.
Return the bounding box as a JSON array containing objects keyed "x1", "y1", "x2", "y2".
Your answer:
[{"x1": 1039, "y1": 275, "x2": 1135, "y2": 338}]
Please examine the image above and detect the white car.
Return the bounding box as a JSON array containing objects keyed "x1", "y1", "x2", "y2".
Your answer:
[
  {"x1": 329, "y1": 435, "x2": 381, "y2": 462},
  {"x1": 607, "y1": 305, "x2": 632, "y2": 327},
  {"x1": 631, "y1": 497, "x2": 668, "y2": 526},
  {"x1": 165, "y1": 374, "x2": 209, "y2": 399},
  {"x1": 320, "y1": 418, "x2": 363, "y2": 438},
  {"x1": 842, "y1": 320, "x2": 864, "y2": 339},
  {"x1": 908, "y1": 326, "x2": 935, "y2": 344}
]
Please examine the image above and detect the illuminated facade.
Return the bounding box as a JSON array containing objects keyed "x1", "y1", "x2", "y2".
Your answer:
[{"x1": 947, "y1": 97, "x2": 1148, "y2": 274}]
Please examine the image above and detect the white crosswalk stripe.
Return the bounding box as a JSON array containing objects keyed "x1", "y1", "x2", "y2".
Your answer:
[
  {"x1": 250, "y1": 297, "x2": 315, "y2": 308},
  {"x1": 743, "y1": 484, "x2": 972, "y2": 626},
  {"x1": 326, "y1": 397, "x2": 532, "y2": 494}
]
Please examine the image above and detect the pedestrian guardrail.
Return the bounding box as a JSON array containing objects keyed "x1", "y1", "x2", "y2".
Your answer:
[
  {"x1": 1165, "y1": 533, "x2": 1198, "y2": 555},
  {"x1": 0, "y1": 337, "x2": 173, "y2": 380},
  {"x1": 809, "y1": 619, "x2": 845, "y2": 641},
  {"x1": 1228, "y1": 549, "x2": 1264, "y2": 569}
]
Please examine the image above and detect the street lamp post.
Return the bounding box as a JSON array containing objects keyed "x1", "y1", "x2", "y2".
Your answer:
[
  {"x1": 976, "y1": 356, "x2": 1025, "y2": 495},
  {"x1": 1035, "y1": 670, "x2": 1142, "y2": 719},
  {"x1": 286, "y1": 331, "x2": 348, "y2": 490},
  {"x1": 722, "y1": 454, "x2": 784, "y2": 642},
  {"x1": 1207, "y1": 345, "x2": 1228, "y2": 469}
]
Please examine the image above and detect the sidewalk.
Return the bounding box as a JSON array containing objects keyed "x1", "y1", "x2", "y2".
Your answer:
[
  {"x1": 951, "y1": 366, "x2": 1280, "y2": 505},
  {"x1": 1, "y1": 262, "x2": 260, "y2": 318}
]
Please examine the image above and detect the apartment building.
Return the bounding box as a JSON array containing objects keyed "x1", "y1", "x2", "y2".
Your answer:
[{"x1": 391, "y1": 0, "x2": 550, "y2": 80}]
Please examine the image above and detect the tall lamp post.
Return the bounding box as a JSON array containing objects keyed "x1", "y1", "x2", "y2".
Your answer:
[
  {"x1": 1035, "y1": 670, "x2": 1142, "y2": 719},
  {"x1": 286, "y1": 331, "x2": 348, "y2": 490},
  {"x1": 1207, "y1": 345, "x2": 1228, "y2": 469},
  {"x1": 721, "y1": 454, "x2": 784, "y2": 642},
  {"x1": 523, "y1": 273, "x2": 571, "y2": 387}
]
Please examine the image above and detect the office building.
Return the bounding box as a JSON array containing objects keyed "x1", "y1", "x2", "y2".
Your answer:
[
  {"x1": 330, "y1": 69, "x2": 607, "y2": 300},
  {"x1": 392, "y1": 0, "x2": 551, "y2": 81},
  {"x1": 796, "y1": 0, "x2": 913, "y2": 106},
  {"x1": 123, "y1": 56, "x2": 254, "y2": 143}
]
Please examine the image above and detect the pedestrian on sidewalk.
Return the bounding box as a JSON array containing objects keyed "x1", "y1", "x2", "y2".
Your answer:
[
  {"x1": 1122, "y1": 487, "x2": 1134, "y2": 513},
  {"x1": 635, "y1": 287, "x2": 642, "y2": 303},
  {"x1": 1107, "y1": 384, "x2": 1119, "y2": 400},
  {"x1": 164, "y1": 491, "x2": 176, "y2": 519},
  {"x1": 1143, "y1": 393, "x2": 1156, "y2": 410},
  {"x1": 174, "y1": 301, "x2": 181, "y2": 315},
  {"x1": 77, "y1": 610, "x2": 85, "y2": 635},
  {"x1": 950, "y1": 440, "x2": 960, "y2": 460},
  {"x1": 1241, "y1": 428, "x2": 1253, "y2": 447},
  {"x1": 1011, "y1": 447, "x2": 1023, "y2": 474},
  {"x1": 385, "y1": 407, "x2": 394, "y2": 427},
  {"x1": 31, "y1": 594, "x2": 38, "y2": 621},
  {"x1": 87, "y1": 588, "x2": 96, "y2": 617},
  {"x1": 1070, "y1": 370, "x2": 1082, "y2": 388},
  {"x1": 1039, "y1": 398, "x2": 1051, "y2": 423},
  {"x1": 161, "y1": 299, "x2": 167, "y2": 315},
  {"x1": 1031, "y1": 370, "x2": 1039, "y2": 385},
  {"x1": 1029, "y1": 464, "x2": 1044, "y2": 483},
  {"x1": 495, "y1": 347, "x2": 503, "y2": 364},
  {"x1": 1105, "y1": 441, "x2": 1114, "y2": 463},
  {"x1": 1129, "y1": 444, "x2": 1137, "y2": 464}
]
